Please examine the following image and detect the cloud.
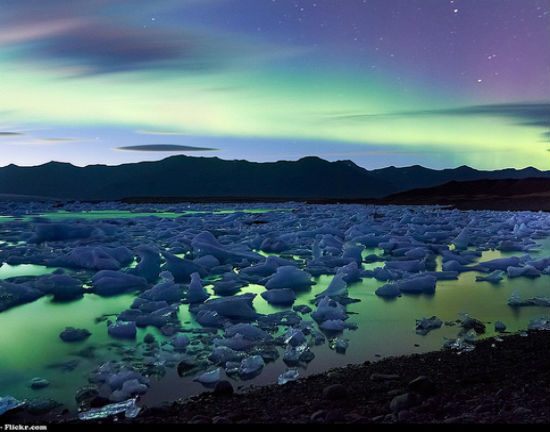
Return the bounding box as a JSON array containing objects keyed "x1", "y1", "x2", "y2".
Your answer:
[
  {"x1": 331, "y1": 102, "x2": 550, "y2": 129},
  {"x1": 136, "y1": 130, "x2": 186, "y2": 136},
  {"x1": 0, "y1": 2, "x2": 309, "y2": 77},
  {"x1": 0, "y1": 132, "x2": 25, "y2": 136},
  {"x1": 115, "y1": 144, "x2": 218, "y2": 152}
]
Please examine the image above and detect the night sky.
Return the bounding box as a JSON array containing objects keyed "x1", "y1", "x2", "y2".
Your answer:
[{"x1": 0, "y1": 0, "x2": 548, "y2": 170}]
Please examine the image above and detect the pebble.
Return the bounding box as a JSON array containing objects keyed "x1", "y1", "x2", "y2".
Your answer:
[{"x1": 322, "y1": 384, "x2": 348, "y2": 400}]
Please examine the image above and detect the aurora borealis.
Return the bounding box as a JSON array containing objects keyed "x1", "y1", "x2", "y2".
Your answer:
[{"x1": 0, "y1": 0, "x2": 548, "y2": 170}]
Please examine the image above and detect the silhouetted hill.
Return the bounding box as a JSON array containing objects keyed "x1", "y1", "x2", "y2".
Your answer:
[
  {"x1": 0, "y1": 155, "x2": 548, "y2": 201},
  {"x1": 376, "y1": 177, "x2": 550, "y2": 211}
]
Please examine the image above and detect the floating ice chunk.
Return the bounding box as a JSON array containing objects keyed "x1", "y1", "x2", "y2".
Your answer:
[
  {"x1": 214, "y1": 333, "x2": 256, "y2": 351},
  {"x1": 404, "y1": 247, "x2": 430, "y2": 260},
  {"x1": 311, "y1": 297, "x2": 347, "y2": 323},
  {"x1": 528, "y1": 317, "x2": 550, "y2": 330},
  {"x1": 140, "y1": 279, "x2": 183, "y2": 303},
  {"x1": 208, "y1": 346, "x2": 246, "y2": 365},
  {"x1": 526, "y1": 257, "x2": 550, "y2": 271},
  {"x1": 475, "y1": 270, "x2": 504, "y2": 283},
  {"x1": 278, "y1": 368, "x2": 299, "y2": 385},
  {"x1": 339, "y1": 260, "x2": 362, "y2": 284},
  {"x1": 78, "y1": 397, "x2": 141, "y2": 420},
  {"x1": 195, "y1": 293, "x2": 258, "y2": 320},
  {"x1": 507, "y1": 291, "x2": 550, "y2": 307},
  {"x1": 193, "y1": 254, "x2": 220, "y2": 269},
  {"x1": 415, "y1": 316, "x2": 443, "y2": 335},
  {"x1": 284, "y1": 328, "x2": 307, "y2": 347},
  {"x1": 330, "y1": 337, "x2": 349, "y2": 353},
  {"x1": 342, "y1": 245, "x2": 364, "y2": 264},
  {"x1": 0, "y1": 396, "x2": 25, "y2": 416},
  {"x1": 195, "y1": 310, "x2": 226, "y2": 328},
  {"x1": 212, "y1": 272, "x2": 246, "y2": 296},
  {"x1": 375, "y1": 283, "x2": 401, "y2": 298},
  {"x1": 51, "y1": 246, "x2": 133, "y2": 270},
  {"x1": 225, "y1": 323, "x2": 268, "y2": 341},
  {"x1": 385, "y1": 259, "x2": 425, "y2": 273},
  {"x1": 283, "y1": 343, "x2": 311, "y2": 365},
  {"x1": 161, "y1": 252, "x2": 205, "y2": 283},
  {"x1": 194, "y1": 368, "x2": 222, "y2": 385},
  {"x1": 265, "y1": 266, "x2": 314, "y2": 291},
  {"x1": 458, "y1": 313, "x2": 486, "y2": 334},
  {"x1": 452, "y1": 230, "x2": 470, "y2": 250},
  {"x1": 477, "y1": 256, "x2": 522, "y2": 271},
  {"x1": 261, "y1": 288, "x2": 296, "y2": 305},
  {"x1": 107, "y1": 370, "x2": 149, "y2": 392},
  {"x1": 29, "y1": 222, "x2": 95, "y2": 243},
  {"x1": 319, "y1": 319, "x2": 346, "y2": 332},
  {"x1": 260, "y1": 237, "x2": 289, "y2": 253},
  {"x1": 127, "y1": 245, "x2": 162, "y2": 283},
  {"x1": 494, "y1": 321, "x2": 506, "y2": 332},
  {"x1": 110, "y1": 379, "x2": 148, "y2": 402},
  {"x1": 238, "y1": 355, "x2": 265, "y2": 378},
  {"x1": 92, "y1": 270, "x2": 147, "y2": 296},
  {"x1": 192, "y1": 231, "x2": 262, "y2": 263},
  {"x1": 316, "y1": 272, "x2": 347, "y2": 298},
  {"x1": 506, "y1": 265, "x2": 541, "y2": 278},
  {"x1": 445, "y1": 338, "x2": 475, "y2": 353},
  {"x1": 186, "y1": 272, "x2": 209, "y2": 303},
  {"x1": 373, "y1": 267, "x2": 401, "y2": 281},
  {"x1": 0, "y1": 281, "x2": 44, "y2": 312},
  {"x1": 108, "y1": 321, "x2": 137, "y2": 339},
  {"x1": 398, "y1": 275, "x2": 437, "y2": 294},
  {"x1": 239, "y1": 255, "x2": 288, "y2": 282},
  {"x1": 34, "y1": 274, "x2": 84, "y2": 301},
  {"x1": 171, "y1": 334, "x2": 190, "y2": 351}
]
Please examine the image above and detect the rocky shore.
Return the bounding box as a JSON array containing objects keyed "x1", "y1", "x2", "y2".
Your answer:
[{"x1": 59, "y1": 329, "x2": 549, "y2": 424}]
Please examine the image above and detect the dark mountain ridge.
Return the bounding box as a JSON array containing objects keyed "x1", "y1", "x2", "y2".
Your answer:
[{"x1": 0, "y1": 155, "x2": 548, "y2": 201}]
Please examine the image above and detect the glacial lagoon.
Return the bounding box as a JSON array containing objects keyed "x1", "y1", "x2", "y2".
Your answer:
[{"x1": 0, "y1": 201, "x2": 548, "y2": 414}]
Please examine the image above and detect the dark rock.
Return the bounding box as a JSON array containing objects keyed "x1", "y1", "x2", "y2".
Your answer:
[
  {"x1": 177, "y1": 359, "x2": 195, "y2": 376},
  {"x1": 144, "y1": 333, "x2": 156, "y2": 344},
  {"x1": 310, "y1": 410, "x2": 327, "y2": 422},
  {"x1": 461, "y1": 317, "x2": 486, "y2": 334},
  {"x1": 212, "y1": 416, "x2": 232, "y2": 424},
  {"x1": 189, "y1": 414, "x2": 212, "y2": 424},
  {"x1": 29, "y1": 377, "x2": 50, "y2": 389},
  {"x1": 390, "y1": 393, "x2": 421, "y2": 412},
  {"x1": 26, "y1": 398, "x2": 60, "y2": 415},
  {"x1": 59, "y1": 327, "x2": 91, "y2": 342},
  {"x1": 293, "y1": 305, "x2": 312, "y2": 314},
  {"x1": 213, "y1": 380, "x2": 234, "y2": 396},
  {"x1": 325, "y1": 409, "x2": 346, "y2": 423},
  {"x1": 89, "y1": 396, "x2": 111, "y2": 408},
  {"x1": 322, "y1": 384, "x2": 348, "y2": 400},
  {"x1": 75, "y1": 386, "x2": 99, "y2": 404},
  {"x1": 408, "y1": 376, "x2": 436, "y2": 395},
  {"x1": 371, "y1": 373, "x2": 400, "y2": 381}
]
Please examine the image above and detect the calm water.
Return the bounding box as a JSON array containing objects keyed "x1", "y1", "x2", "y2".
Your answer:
[
  {"x1": 0, "y1": 208, "x2": 289, "y2": 223},
  {"x1": 0, "y1": 239, "x2": 548, "y2": 409}
]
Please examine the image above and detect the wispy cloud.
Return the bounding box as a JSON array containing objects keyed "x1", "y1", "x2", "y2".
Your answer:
[
  {"x1": 136, "y1": 130, "x2": 187, "y2": 136},
  {"x1": 330, "y1": 102, "x2": 550, "y2": 129},
  {"x1": 0, "y1": 132, "x2": 25, "y2": 137},
  {"x1": 115, "y1": 144, "x2": 218, "y2": 152}
]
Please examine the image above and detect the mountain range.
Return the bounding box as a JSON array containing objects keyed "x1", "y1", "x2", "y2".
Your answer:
[{"x1": 0, "y1": 155, "x2": 548, "y2": 201}]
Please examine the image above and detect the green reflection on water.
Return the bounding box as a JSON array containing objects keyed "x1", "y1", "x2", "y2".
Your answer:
[
  {"x1": 0, "y1": 208, "x2": 290, "y2": 223},
  {"x1": 0, "y1": 238, "x2": 548, "y2": 410},
  {"x1": 0, "y1": 263, "x2": 57, "y2": 279}
]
